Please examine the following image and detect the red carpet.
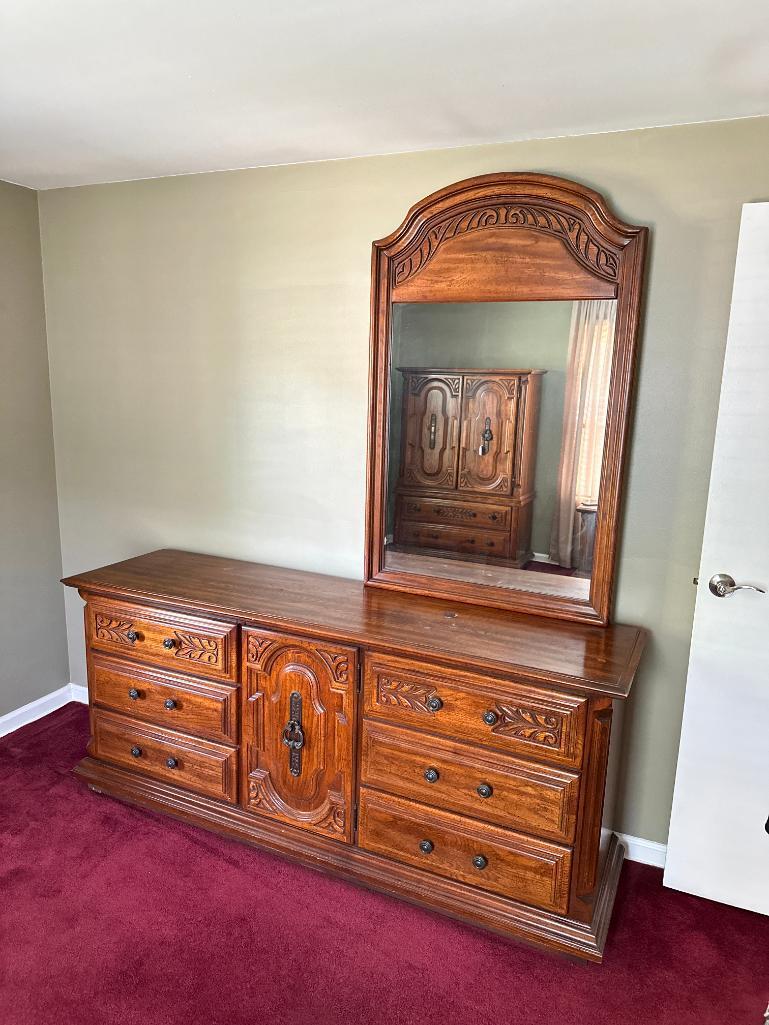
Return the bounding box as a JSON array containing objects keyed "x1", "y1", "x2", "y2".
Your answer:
[{"x1": 1, "y1": 703, "x2": 767, "y2": 1025}]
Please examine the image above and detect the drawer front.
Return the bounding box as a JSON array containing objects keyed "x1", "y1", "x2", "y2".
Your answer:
[
  {"x1": 359, "y1": 789, "x2": 572, "y2": 913},
  {"x1": 90, "y1": 654, "x2": 237, "y2": 744},
  {"x1": 395, "y1": 521, "x2": 510, "y2": 558},
  {"x1": 398, "y1": 496, "x2": 511, "y2": 531},
  {"x1": 360, "y1": 721, "x2": 579, "y2": 842},
  {"x1": 364, "y1": 653, "x2": 586, "y2": 768},
  {"x1": 87, "y1": 597, "x2": 237, "y2": 681},
  {"x1": 92, "y1": 709, "x2": 238, "y2": 803}
]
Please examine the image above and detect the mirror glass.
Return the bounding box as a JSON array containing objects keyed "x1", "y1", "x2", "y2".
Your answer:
[{"x1": 382, "y1": 299, "x2": 618, "y2": 600}]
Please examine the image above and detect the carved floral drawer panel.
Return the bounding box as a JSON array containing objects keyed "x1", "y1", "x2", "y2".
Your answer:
[
  {"x1": 396, "y1": 495, "x2": 512, "y2": 531},
  {"x1": 89, "y1": 653, "x2": 238, "y2": 745},
  {"x1": 358, "y1": 788, "x2": 573, "y2": 914},
  {"x1": 91, "y1": 709, "x2": 239, "y2": 803},
  {"x1": 86, "y1": 596, "x2": 238, "y2": 682},
  {"x1": 363, "y1": 653, "x2": 587, "y2": 769},
  {"x1": 360, "y1": 720, "x2": 580, "y2": 843}
]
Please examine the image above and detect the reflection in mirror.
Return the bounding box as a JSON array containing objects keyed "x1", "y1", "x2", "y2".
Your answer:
[{"x1": 383, "y1": 300, "x2": 617, "y2": 600}]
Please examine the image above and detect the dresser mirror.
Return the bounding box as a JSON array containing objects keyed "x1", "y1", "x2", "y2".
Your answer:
[{"x1": 365, "y1": 173, "x2": 648, "y2": 624}]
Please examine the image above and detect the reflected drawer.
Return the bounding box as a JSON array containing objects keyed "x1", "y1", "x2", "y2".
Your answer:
[
  {"x1": 92, "y1": 709, "x2": 238, "y2": 803},
  {"x1": 87, "y1": 597, "x2": 237, "y2": 681},
  {"x1": 359, "y1": 788, "x2": 572, "y2": 913},
  {"x1": 360, "y1": 721, "x2": 579, "y2": 842},
  {"x1": 395, "y1": 521, "x2": 510, "y2": 558},
  {"x1": 364, "y1": 653, "x2": 586, "y2": 768},
  {"x1": 397, "y1": 496, "x2": 511, "y2": 531},
  {"x1": 90, "y1": 654, "x2": 237, "y2": 744}
]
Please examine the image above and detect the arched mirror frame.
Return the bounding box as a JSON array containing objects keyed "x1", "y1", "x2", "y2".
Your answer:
[{"x1": 364, "y1": 173, "x2": 648, "y2": 625}]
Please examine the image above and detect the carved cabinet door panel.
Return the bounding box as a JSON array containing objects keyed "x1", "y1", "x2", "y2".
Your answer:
[
  {"x1": 458, "y1": 376, "x2": 518, "y2": 495},
  {"x1": 242, "y1": 628, "x2": 357, "y2": 843},
  {"x1": 400, "y1": 374, "x2": 461, "y2": 489}
]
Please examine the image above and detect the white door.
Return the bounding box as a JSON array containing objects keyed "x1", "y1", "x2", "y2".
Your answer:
[{"x1": 664, "y1": 203, "x2": 769, "y2": 914}]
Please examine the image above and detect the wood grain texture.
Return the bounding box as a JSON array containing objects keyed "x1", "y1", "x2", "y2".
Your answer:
[
  {"x1": 568, "y1": 700, "x2": 615, "y2": 921},
  {"x1": 398, "y1": 495, "x2": 512, "y2": 530},
  {"x1": 360, "y1": 720, "x2": 579, "y2": 842},
  {"x1": 364, "y1": 651, "x2": 587, "y2": 768},
  {"x1": 365, "y1": 172, "x2": 649, "y2": 624},
  {"x1": 89, "y1": 653, "x2": 238, "y2": 744},
  {"x1": 394, "y1": 369, "x2": 541, "y2": 568},
  {"x1": 395, "y1": 521, "x2": 512, "y2": 558},
  {"x1": 63, "y1": 549, "x2": 646, "y2": 699},
  {"x1": 64, "y1": 551, "x2": 644, "y2": 959},
  {"x1": 242, "y1": 628, "x2": 356, "y2": 843},
  {"x1": 75, "y1": 756, "x2": 625, "y2": 961},
  {"x1": 358, "y1": 788, "x2": 572, "y2": 913},
  {"x1": 91, "y1": 708, "x2": 238, "y2": 803},
  {"x1": 86, "y1": 595, "x2": 237, "y2": 682},
  {"x1": 398, "y1": 372, "x2": 461, "y2": 489}
]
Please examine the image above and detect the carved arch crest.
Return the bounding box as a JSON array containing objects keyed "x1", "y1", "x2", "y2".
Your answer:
[
  {"x1": 394, "y1": 202, "x2": 620, "y2": 285},
  {"x1": 381, "y1": 173, "x2": 642, "y2": 294}
]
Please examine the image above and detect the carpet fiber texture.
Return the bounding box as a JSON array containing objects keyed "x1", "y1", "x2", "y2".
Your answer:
[{"x1": 1, "y1": 703, "x2": 767, "y2": 1025}]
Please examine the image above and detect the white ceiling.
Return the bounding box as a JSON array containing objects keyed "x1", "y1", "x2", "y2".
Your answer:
[{"x1": 1, "y1": 0, "x2": 768, "y2": 190}]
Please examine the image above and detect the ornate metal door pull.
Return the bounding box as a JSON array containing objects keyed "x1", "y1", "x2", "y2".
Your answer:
[
  {"x1": 281, "y1": 691, "x2": 305, "y2": 777},
  {"x1": 479, "y1": 417, "x2": 493, "y2": 455}
]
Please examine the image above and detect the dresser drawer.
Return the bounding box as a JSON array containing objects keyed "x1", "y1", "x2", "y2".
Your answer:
[
  {"x1": 92, "y1": 710, "x2": 238, "y2": 803},
  {"x1": 360, "y1": 721, "x2": 579, "y2": 842},
  {"x1": 359, "y1": 789, "x2": 572, "y2": 913},
  {"x1": 395, "y1": 521, "x2": 510, "y2": 558},
  {"x1": 89, "y1": 654, "x2": 237, "y2": 744},
  {"x1": 363, "y1": 653, "x2": 587, "y2": 768},
  {"x1": 397, "y1": 496, "x2": 511, "y2": 531},
  {"x1": 87, "y1": 597, "x2": 237, "y2": 681}
]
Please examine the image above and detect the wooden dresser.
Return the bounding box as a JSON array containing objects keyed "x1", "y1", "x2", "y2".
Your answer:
[
  {"x1": 394, "y1": 368, "x2": 543, "y2": 564},
  {"x1": 65, "y1": 547, "x2": 646, "y2": 961}
]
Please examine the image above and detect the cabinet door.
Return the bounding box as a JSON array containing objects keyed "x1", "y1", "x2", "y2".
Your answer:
[
  {"x1": 242, "y1": 628, "x2": 357, "y2": 843},
  {"x1": 458, "y1": 376, "x2": 518, "y2": 494},
  {"x1": 400, "y1": 374, "x2": 461, "y2": 489}
]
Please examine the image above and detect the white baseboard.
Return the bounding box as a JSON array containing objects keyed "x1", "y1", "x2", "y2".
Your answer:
[
  {"x1": 616, "y1": 832, "x2": 667, "y2": 868},
  {"x1": 0, "y1": 682, "x2": 88, "y2": 738}
]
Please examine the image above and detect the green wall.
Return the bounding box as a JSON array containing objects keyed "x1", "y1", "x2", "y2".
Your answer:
[
  {"x1": 37, "y1": 115, "x2": 769, "y2": 844},
  {"x1": 0, "y1": 180, "x2": 69, "y2": 715}
]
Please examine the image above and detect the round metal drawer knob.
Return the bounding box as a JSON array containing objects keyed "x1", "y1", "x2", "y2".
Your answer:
[
  {"x1": 130, "y1": 745, "x2": 142, "y2": 758},
  {"x1": 419, "y1": 839, "x2": 434, "y2": 855},
  {"x1": 162, "y1": 638, "x2": 176, "y2": 650},
  {"x1": 126, "y1": 630, "x2": 139, "y2": 643},
  {"x1": 473, "y1": 854, "x2": 488, "y2": 871},
  {"x1": 482, "y1": 710, "x2": 498, "y2": 726},
  {"x1": 424, "y1": 767, "x2": 439, "y2": 784},
  {"x1": 165, "y1": 757, "x2": 178, "y2": 769},
  {"x1": 427, "y1": 696, "x2": 443, "y2": 713},
  {"x1": 477, "y1": 783, "x2": 493, "y2": 799},
  {"x1": 128, "y1": 688, "x2": 140, "y2": 700},
  {"x1": 164, "y1": 698, "x2": 177, "y2": 710}
]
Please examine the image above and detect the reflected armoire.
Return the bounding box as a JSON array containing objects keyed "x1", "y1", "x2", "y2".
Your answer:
[{"x1": 394, "y1": 367, "x2": 543, "y2": 563}]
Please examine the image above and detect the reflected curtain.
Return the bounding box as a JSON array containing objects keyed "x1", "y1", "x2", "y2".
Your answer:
[{"x1": 549, "y1": 299, "x2": 616, "y2": 569}]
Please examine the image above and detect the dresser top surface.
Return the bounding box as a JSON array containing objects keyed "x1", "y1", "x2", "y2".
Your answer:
[{"x1": 63, "y1": 548, "x2": 645, "y2": 697}]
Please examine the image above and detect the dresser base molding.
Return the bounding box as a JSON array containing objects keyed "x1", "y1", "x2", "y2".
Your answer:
[{"x1": 74, "y1": 755, "x2": 625, "y2": 962}]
